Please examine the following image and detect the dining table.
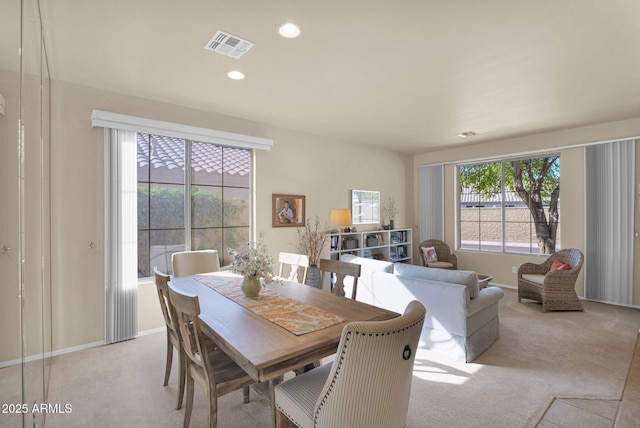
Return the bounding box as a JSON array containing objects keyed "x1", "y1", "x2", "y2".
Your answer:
[{"x1": 169, "y1": 270, "x2": 399, "y2": 425}]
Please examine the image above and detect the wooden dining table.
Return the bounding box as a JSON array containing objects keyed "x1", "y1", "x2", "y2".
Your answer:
[{"x1": 169, "y1": 271, "x2": 399, "y2": 424}]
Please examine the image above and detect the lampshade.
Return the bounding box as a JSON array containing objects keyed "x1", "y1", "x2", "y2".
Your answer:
[{"x1": 329, "y1": 208, "x2": 351, "y2": 227}]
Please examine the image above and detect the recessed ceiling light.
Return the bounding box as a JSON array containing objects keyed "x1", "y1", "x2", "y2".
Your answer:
[
  {"x1": 227, "y1": 70, "x2": 245, "y2": 80},
  {"x1": 278, "y1": 22, "x2": 301, "y2": 38},
  {"x1": 456, "y1": 131, "x2": 478, "y2": 138}
]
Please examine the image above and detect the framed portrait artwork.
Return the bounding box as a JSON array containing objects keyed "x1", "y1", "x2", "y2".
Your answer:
[{"x1": 272, "y1": 194, "x2": 306, "y2": 227}]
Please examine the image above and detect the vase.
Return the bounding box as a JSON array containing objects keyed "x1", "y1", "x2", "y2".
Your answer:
[
  {"x1": 306, "y1": 265, "x2": 322, "y2": 289},
  {"x1": 241, "y1": 276, "x2": 262, "y2": 298},
  {"x1": 389, "y1": 220, "x2": 395, "y2": 230}
]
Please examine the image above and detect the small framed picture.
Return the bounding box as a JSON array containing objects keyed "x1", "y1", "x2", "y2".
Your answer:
[{"x1": 272, "y1": 194, "x2": 306, "y2": 227}]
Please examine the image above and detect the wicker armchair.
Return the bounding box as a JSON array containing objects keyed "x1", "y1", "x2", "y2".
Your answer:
[
  {"x1": 517, "y1": 248, "x2": 584, "y2": 312},
  {"x1": 418, "y1": 239, "x2": 458, "y2": 270}
]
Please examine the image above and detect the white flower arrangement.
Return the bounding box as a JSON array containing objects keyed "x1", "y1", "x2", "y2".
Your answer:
[{"x1": 227, "y1": 239, "x2": 280, "y2": 284}]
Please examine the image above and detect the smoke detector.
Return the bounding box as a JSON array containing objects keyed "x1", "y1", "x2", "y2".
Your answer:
[
  {"x1": 456, "y1": 131, "x2": 478, "y2": 138},
  {"x1": 204, "y1": 30, "x2": 254, "y2": 59}
]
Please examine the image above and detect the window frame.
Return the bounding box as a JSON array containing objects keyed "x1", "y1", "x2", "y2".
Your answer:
[
  {"x1": 136, "y1": 134, "x2": 253, "y2": 280},
  {"x1": 456, "y1": 153, "x2": 561, "y2": 255},
  {"x1": 91, "y1": 110, "x2": 273, "y2": 281}
]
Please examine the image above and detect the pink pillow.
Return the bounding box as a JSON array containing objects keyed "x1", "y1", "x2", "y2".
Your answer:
[{"x1": 550, "y1": 260, "x2": 571, "y2": 271}]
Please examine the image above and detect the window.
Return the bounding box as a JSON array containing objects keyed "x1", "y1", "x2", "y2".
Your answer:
[
  {"x1": 458, "y1": 155, "x2": 560, "y2": 254},
  {"x1": 137, "y1": 133, "x2": 251, "y2": 277}
]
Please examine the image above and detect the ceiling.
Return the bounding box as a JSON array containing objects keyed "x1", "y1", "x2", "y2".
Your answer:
[{"x1": 3, "y1": 0, "x2": 640, "y2": 154}]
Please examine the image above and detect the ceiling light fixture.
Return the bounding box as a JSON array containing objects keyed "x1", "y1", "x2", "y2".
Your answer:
[
  {"x1": 227, "y1": 70, "x2": 245, "y2": 80},
  {"x1": 277, "y1": 22, "x2": 301, "y2": 38},
  {"x1": 456, "y1": 131, "x2": 478, "y2": 138}
]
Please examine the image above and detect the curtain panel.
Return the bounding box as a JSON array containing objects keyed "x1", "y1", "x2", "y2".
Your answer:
[{"x1": 419, "y1": 164, "x2": 444, "y2": 242}]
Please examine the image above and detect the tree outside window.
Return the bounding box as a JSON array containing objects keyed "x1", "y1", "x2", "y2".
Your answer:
[{"x1": 458, "y1": 155, "x2": 560, "y2": 254}]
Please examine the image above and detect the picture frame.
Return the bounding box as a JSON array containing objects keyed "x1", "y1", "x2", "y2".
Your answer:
[{"x1": 272, "y1": 194, "x2": 306, "y2": 227}]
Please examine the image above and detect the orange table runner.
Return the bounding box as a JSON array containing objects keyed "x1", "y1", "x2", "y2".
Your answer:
[{"x1": 195, "y1": 275, "x2": 346, "y2": 335}]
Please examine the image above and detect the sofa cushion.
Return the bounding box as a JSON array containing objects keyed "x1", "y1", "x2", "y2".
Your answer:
[
  {"x1": 393, "y1": 263, "x2": 480, "y2": 299},
  {"x1": 426, "y1": 261, "x2": 454, "y2": 269},
  {"x1": 521, "y1": 274, "x2": 545, "y2": 285},
  {"x1": 421, "y1": 246, "x2": 438, "y2": 262},
  {"x1": 340, "y1": 254, "x2": 394, "y2": 273},
  {"x1": 551, "y1": 260, "x2": 571, "y2": 271}
]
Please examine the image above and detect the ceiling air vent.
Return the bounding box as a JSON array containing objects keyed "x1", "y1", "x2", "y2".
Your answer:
[{"x1": 204, "y1": 30, "x2": 254, "y2": 59}]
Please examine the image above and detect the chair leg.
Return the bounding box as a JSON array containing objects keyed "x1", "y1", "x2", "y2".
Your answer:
[
  {"x1": 275, "y1": 407, "x2": 290, "y2": 428},
  {"x1": 243, "y1": 386, "x2": 250, "y2": 404},
  {"x1": 207, "y1": 377, "x2": 218, "y2": 428},
  {"x1": 176, "y1": 348, "x2": 186, "y2": 410},
  {"x1": 164, "y1": 332, "x2": 173, "y2": 386},
  {"x1": 184, "y1": 372, "x2": 194, "y2": 428}
]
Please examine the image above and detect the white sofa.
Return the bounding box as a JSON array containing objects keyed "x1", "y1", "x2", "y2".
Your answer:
[{"x1": 341, "y1": 254, "x2": 504, "y2": 362}]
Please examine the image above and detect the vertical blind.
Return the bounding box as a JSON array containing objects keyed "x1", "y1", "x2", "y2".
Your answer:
[
  {"x1": 585, "y1": 139, "x2": 635, "y2": 305},
  {"x1": 104, "y1": 129, "x2": 139, "y2": 343},
  {"x1": 419, "y1": 164, "x2": 444, "y2": 241}
]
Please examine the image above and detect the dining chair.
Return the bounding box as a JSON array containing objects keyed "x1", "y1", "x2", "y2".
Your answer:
[
  {"x1": 153, "y1": 267, "x2": 186, "y2": 410},
  {"x1": 278, "y1": 252, "x2": 310, "y2": 283},
  {"x1": 274, "y1": 300, "x2": 426, "y2": 428},
  {"x1": 172, "y1": 249, "x2": 220, "y2": 277},
  {"x1": 168, "y1": 283, "x2": 254, "y2": 428},
  {"x1": 319, "y1": 258, "x2": 361, "y2": 299}
]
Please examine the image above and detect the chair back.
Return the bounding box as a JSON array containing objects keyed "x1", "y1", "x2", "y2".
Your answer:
[
  {"x1": 278, "y1": 252, "x2": 310, "y2": 283},
  {"x1": 172, "y1": 249, "x2": 221, "y2": 277},
  {"x1": 167, "y1": 283, "x2": 209, "y2": 374},
  {"x1": 153, "y1": 267, "x2": 175, "y2": 331},
  {"x1": 314, "y1": 300, "x2": 426, "y2": 428},
  {"x1": 319, "y1": 259, "x2": 361, "y2": 299},
  {"x1": 547, "y1": 248, "x2": 584, "y2": 272}
]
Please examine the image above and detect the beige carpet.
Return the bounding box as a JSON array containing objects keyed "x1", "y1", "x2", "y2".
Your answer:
[
  {"x1": 405, "y1": 288, "x2": 640, "y2": 427},
  {"x1": 1, "y1": 288, "x2": 639, "y2": 427}
]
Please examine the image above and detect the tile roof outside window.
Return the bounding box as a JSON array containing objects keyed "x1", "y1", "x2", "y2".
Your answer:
[
  {"x1": 460, "y1": 189, "x2": 527, "y2": 207},
  {"x1": 137, "y1": 133, "x2": 250, "y2": 178}
]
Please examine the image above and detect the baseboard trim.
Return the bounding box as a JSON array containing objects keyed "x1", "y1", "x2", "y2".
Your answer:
[
  {"x1": 0, "y1": 340, "x2": 106, "y2": 369},
  {"x1": 0, "y1": 328, "x2": 166, "y2": 369},
  {"x1": 137, "y1": 327, "x2": 165, "y2": 336},
  {"x1": 493, "y1": 282, "x2": 516, "y2": 290}
]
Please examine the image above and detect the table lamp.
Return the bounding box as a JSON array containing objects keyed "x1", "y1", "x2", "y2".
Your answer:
[
  {"x1": 329, "y1": 208, "x2": 351, "y2": 253},
  {"x1": 329, "y1": 208, "x2": 351, "y2": 233}
]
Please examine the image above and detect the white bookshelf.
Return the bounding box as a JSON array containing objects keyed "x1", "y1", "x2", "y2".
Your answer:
[{"x1": 327, "y1": 228, "x2": 413, "y2": 264}]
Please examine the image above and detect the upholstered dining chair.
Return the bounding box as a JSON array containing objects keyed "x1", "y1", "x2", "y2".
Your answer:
[
  {"x1": 319, "y1": 259, "x2": 361, "y2": 299},
  {"x1": 518, "y1": 248, "x2": 584, "y2": 312},
  {"x1": 168, "y1": 283, "x2": 254, "y2": 428},
  {"x1": 418, "y1": 239, "x2": 458, "y2": 270},
  {"x1": 153, "y1": 267, "x2": 186, "y2": 410},
  {"x1": 172, "y1": 249, "x2": 220, "y2": 277},
  {"x1": 278, "y1": 252, "x2": 310, "y2": 284},
  {"x1": 275, "y1": 300, "x2": 426, "y2": 428}
]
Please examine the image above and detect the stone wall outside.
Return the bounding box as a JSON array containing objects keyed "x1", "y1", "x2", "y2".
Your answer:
[{"x1": 460, "y1": 207, "x2": 561, "y2": 245}]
